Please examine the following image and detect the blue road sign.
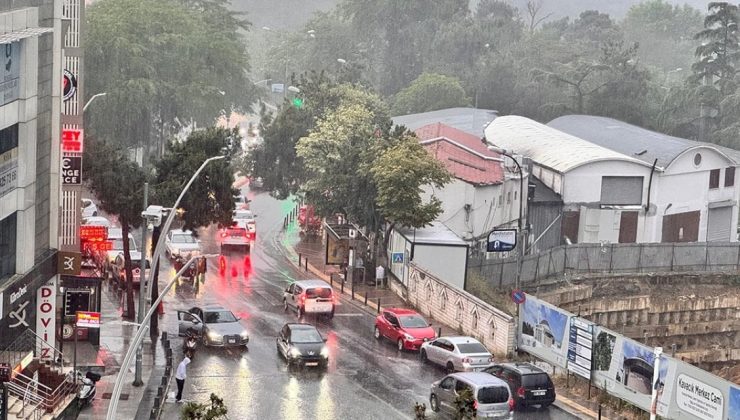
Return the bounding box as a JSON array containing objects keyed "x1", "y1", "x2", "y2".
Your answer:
[
  {"x1": 511, "y1": 289, "x2": 526, "y2": 305},
  {"x1": 391, "y1": 252, "x2": 404, "y2": 264}
]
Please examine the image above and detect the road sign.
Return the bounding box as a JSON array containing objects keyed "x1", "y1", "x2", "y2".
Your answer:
[
  {"x1": 511, "y1": 289, "x2": 526, "y2": 305},
  {"x1": 76, "y1": 311, "x2": 100, "y2": 328},
  {"x1": 391, "y1": 252, "x2": 404, "y2": 264},
  {"x1": 487, "y1": 229, "x2": 517, "y2": 252}
]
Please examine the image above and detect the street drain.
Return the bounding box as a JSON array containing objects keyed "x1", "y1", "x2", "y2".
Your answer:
[{"x1": 102, "y1": 393, "x2": 129, "y2": 400}]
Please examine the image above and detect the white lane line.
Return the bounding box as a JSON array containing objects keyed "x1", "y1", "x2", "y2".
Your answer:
[{"x1": 332, "y1": 313, "x2": 365, "y2": 317}]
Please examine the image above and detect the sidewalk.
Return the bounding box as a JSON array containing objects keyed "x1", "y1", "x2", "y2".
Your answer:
[
  {"x1": 285, "y1": 221, "x2": 616, "y2": 420},
  {"x1": 74, "y1": 277, "x2": 167, "y2": 420}
]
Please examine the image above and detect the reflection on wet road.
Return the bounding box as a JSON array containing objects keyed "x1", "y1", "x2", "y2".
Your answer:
[{"x1": 157, "y1": 187, "x2": 579, "y2": 420}]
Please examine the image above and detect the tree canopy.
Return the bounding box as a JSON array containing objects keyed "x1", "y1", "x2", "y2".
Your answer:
[{"x1": 391, "y1": 73, "x2": 471, "y2": 115}]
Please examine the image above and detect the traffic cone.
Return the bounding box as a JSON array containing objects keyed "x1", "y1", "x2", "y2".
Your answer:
[{"x1": 157, "y1": 301, "x2": 165, "y2": 315}]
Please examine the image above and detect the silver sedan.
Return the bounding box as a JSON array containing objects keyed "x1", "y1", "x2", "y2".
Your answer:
[{"x1": 420, "y1": 336, "x2": 495, "y2": 373}]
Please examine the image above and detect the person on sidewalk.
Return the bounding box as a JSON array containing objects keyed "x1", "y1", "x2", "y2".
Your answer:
[{"x1": 175, "y1": 355, "x2": 191, "y2": 403}]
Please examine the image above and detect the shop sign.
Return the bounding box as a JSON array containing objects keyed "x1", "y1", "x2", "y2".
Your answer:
[
  {"x1": 36, "y1": 278, "x2": 57, "y2": 360},
  {"x1": 76, "y1": 311, "x2": 100, "y2": 328}
]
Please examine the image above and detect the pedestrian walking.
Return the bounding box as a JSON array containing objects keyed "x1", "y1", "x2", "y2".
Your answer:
[{"x1": 175, "y1": 355, "x2": 191, "y2": 403}]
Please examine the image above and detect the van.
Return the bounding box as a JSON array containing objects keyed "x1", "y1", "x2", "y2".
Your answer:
[
  {"x1": 430, "y1": 372, "x2": 514, "y2": 419},
  {"x1": 283, "y1": 279, "x2": 335, "y2": 319}
]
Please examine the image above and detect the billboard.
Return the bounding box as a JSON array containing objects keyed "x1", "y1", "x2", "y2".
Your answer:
[
  {"x1": 487, "y1": 229, "x2": 516, "y2": 252},
  {"x1": 519, "y1": 294, "x2": 570, "y2": 369},
  {"x1": 0, "y1": 42, "x2": 21, "y2": 106}
]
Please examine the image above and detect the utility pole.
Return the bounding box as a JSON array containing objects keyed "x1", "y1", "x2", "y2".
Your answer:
[{"x1": 133, "y1": 182, "x2": 148, "y2": 386}]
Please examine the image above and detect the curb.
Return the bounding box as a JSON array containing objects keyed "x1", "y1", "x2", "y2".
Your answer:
[
  {"x1": 554, "y1": 394, "x2": 607, "y2": 420},
  {"x1": 301, "y1": 257, "x2": 383, "y2": 314}
]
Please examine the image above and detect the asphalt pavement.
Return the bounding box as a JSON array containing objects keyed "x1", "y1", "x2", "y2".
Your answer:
[{"x1": 155, "y1": 186, "x2": 579, "y2": 420}]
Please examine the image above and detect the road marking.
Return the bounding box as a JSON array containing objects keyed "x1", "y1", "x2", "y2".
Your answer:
[
  {"x1": 332, "y1": 313, "x2": 365, "y2": 317},
  {"x1": 253, "y1": 290, "x2": 281, "y2": 306}
]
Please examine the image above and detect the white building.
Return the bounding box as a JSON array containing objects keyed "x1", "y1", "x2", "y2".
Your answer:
[{"x1": 549, "y1": 115, "x2": 740, "y2": 243}]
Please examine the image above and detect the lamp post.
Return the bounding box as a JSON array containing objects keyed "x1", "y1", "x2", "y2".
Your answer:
[
  {"x1": 487, "y1": 145, "x2": 525, "y2": 289},
  {"x1": 132, "y1": 182, "x2": 149, "y2": 387},
  {"x1": 105, "y1": 254, "x2": 218, "y2": 420},
  {"x1": 82, "y1": 92, "x2": 107, "y2": 113}
]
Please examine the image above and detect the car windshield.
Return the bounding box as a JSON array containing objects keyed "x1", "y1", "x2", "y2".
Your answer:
[
  {"x1": 290, "y1": 328, "x2": 323, "y2": 343},
  {"x1": 477, "y1": 386, "x2": 509, "y2": 404},
  {"x1": 457, "y1": 342, "x2": 489, "y2": 354},
  {"x1": 522, "y1": 373, "x2": 552, "y2": 388},
  {"x1": 173, "y1": 234, "x2": 196, "y2": 243},
  {"x1": 306, "y1": 287, "x2": 332, "y2": 298},
  {"x1": 398, "y1": 315, "x2": 428, "y2": 328},
  {"x1": 204, "y1": 311, "x2": 237, "y2": 324},
  {"x1": 234, "y1": 210, "x2": 253, "y2": 219},
  {"x1": 111, "y1": 238, "x2": 135, "y2": 251}
]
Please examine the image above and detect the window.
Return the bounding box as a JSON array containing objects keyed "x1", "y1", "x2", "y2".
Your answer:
[
  {"x1": 0, "y1": 124, "x2": 19, "y2": 155},
  {"x1": 477, "y1": 386, "x2": 509, "y2": 404},
  {"x1": 514, "y1": 191, "x2": 518, "y2": 201},
  {"x1": 440, "y1": 377, "x2": 455, "y2": 390},
  {"x1": 709, "y1": 169, "x2": 720, "y2": 189},
  {"x1": 507, "y1": 192, "x2": 511, "y2": 204},
  {"x1": 0, "y1": 212, "x2": 17, "y2": 283},
  {"x1": 725, "y1": 167, "x2": 735, "y2": 187},
  {"x1": 498, "y1": 195, "x2": 502, "y2": 207},
  {"x1": 600, "y1": 176, "x2": 643, "y2": 205}
]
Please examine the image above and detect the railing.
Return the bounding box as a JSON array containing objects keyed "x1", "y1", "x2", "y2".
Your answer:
[
  {"x1": 6, "y1": 381, "x2": 46, "y2": 420},
  {"x1": 0, "y1": 329, "x2": 65, "y2": 373},
  {"x1": 7, "y1": 370, "x2": 79, "y2": 415}
]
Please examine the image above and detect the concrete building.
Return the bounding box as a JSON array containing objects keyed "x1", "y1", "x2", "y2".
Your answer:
[
  {"x1": 0, "y1": 1, "x2": 62, "y2": 349},
  {"x1": 414, "y1": 122, "x2": 527, "y2": 251},
  {"x1": 549, "y1": 115, "x2": 740, "y2": 243}
]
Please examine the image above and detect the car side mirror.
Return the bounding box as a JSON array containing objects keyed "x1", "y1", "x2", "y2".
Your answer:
[{"x1": 429, "y1": 323, "x2": 433, "y2": 327}]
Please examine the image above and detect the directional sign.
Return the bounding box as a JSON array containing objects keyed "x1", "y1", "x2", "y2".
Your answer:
[
  {"x1": 511, "y1": 289, "x2": 526, "y2": 305},
  {"x1": 391, "y1": 252, "x2": 404, "y2": 264},
  {"x1": 567, "y1": 317, "x2": 593, "y2": 379},
  {"x1": 487, "y1": 229, "x2": 517, "y2": 252}
]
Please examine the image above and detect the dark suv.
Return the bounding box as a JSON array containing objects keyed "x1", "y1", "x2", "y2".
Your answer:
[{"x1": 483, "y1": 362, "x2": 555, "y2": 409}]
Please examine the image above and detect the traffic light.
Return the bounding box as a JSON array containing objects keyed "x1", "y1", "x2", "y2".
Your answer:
[{"x1": 291, "y1": 97, "x2": 304, "y2": 108}]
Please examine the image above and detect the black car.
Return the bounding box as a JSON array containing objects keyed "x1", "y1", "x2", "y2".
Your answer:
[
  {"x1": 276, "y1": 323, "x2": 329, "y2": 368},
  {"x1": 483, "y1": 362, "x2": 555, "y2": 409}
]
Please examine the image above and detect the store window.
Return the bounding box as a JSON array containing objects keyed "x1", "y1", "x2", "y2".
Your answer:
[{"x1": 0, "y1": 212, "x2": 17, "y2": 283}]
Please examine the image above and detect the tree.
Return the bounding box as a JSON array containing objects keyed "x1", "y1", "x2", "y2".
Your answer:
[
  {"x1": 453, "y1": 386, "x2": 477, "y2": 419},
  {"x1": 85, "y1": 0, "x2": 255, "y2": 159},
  {"x1": 147, "y1": 127, "x2": 239, "y2": 335},
  {"x1": 83, "y1": 138, "x2": 146, "y2": 320},
  {"x1": 391, "y1": 73, "x2": 470, "y2": 115},
  {"x1": 180, "y1": 393, "x2": 228, "y2": 420},
  {"x1": 525, "y1": 0, "x2": 553, "y2": 33}
]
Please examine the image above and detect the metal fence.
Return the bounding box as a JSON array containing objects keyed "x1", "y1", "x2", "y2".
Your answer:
[{"x1": 469, "y1": 242, "x2": 740, "y2": 286}]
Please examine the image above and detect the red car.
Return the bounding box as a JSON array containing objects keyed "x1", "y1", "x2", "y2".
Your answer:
[{"x1": 374, "y1": 308, "x2": 436, "y2": 351}]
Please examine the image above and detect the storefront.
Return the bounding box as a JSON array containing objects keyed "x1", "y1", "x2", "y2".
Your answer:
[{"x1": 59, "y1": 270, "x2": 103, "y2": 348}]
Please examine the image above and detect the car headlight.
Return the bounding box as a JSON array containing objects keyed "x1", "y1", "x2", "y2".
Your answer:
[
  {"x1": 240, "y1": 331, "x2": 249, "y2": 339},
  {"x1": 320, "y1": 346, "x2": 329, "y2": 358},
  {"x1": 404, "y1": 333, "x2": 414, "y2": 340},
  {"x1": 289, "y1": 347, "x2": 301, "y2": 358},
  {"x1": 207, "y1": 330, "x2": 222, "y2": 341}
]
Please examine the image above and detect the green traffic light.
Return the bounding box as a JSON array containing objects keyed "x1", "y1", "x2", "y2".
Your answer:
[{"x1": 292, "y1": 97, "x2": 304, "y2": 108}]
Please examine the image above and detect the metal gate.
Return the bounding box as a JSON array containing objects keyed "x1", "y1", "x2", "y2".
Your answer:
[{"x1": 706, "y1": 206, "x2": 732, "y2": 242}]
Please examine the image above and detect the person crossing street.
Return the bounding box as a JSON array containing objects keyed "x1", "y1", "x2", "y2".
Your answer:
[{"x1": 175, "y1": 355, "x2": 191, "y2": 403}]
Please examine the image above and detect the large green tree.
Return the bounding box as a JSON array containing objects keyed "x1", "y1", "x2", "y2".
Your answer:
[
  {"x1": 85, "y1": 0, "x2": 254, "y2": 159},
  {"x1": 83, "y1": 138, "x2": 146, "y2": 319},
  {"x1": 391, "y1": 73, "x2": 470, "y2": 115}
]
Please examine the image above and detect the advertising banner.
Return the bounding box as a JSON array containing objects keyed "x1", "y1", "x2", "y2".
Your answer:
[
  {"x1": 35, "y1": 278, "x2": 57, "y2": 360},
  {"x1": 61, "y1": 156, "x2": 82, "y2": 185},
  {"x1": 0, "y1": 148, "x2": 18, "y2": 198},
  {"x1": 519, "y1": 294, "x2": 570, "y2": 369},
  {"x1": 75, "y1": 311, "x2": 100, "y2": 328}
]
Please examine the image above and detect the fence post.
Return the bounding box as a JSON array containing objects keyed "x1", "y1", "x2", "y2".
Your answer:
[
  {"x1": 377, "y1": 298, "x2": 381, "y2": 313},
  {"x1": 637, "y1": 243, "x2": 643, "y2": 273},
  {"x1": 547, "y1": 248, "x2": 553, "y2": 277},
  {"x1": 563, "y1": 246, "x2": 568, "y2": 273},
  {"x1": 671, "y1": 243, "x2": 675, "y2": 271},
  {"x1": 364, "y1": 292, "x2": 368, "y2": 305},
  {"x1": 351, "y1": 280, "x2": 355, "y2": 300},
  {"x1": 498, "y1": 261, "x2": 504, "y2": 288},
  {"x1": 608, "y1": 243, "x2": 614, "y2": 273},
  {"x1": 705, "y1": 242, "x2": 710, "y2": 271},
  {"x1": 341, "y1": 281, "x2": 344, "y2": 294},
  {"x1": 305, "y1": 257, "x2": 308, "y2": 271}
]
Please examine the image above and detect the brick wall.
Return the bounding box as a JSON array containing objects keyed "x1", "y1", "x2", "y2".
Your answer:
[{"x1": 391, "y1": 263, "x2": 516, "y2": 357}]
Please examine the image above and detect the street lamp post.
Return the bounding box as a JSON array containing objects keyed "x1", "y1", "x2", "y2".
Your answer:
[
  {"x1": 105, "y1": 254, "x2": 218, "y2": 420},
  {"x1": 487, "y1": 145, "x2": 525, "y2": 289},
  {"x1": 82, "y1": 92, "x2": 107, "y2": 113},
  {"x1": 133, "y1": 182, "x2": 149, "y2": 387}
]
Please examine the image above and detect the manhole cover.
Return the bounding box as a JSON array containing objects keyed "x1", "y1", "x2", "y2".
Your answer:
[{"x1": 102, "y1": 393, "x2": 129, "y2": 400}]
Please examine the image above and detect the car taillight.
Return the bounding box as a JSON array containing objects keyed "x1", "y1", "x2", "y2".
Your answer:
[
  {"x1": 508, "y1": 398, "x2": 515, "y2": 411},
  {"x1": 517, "y1": 386, "x2": 525, "y2": 398},
  {"x1": 300, "y1": 295, "x2": 306, "y2": 304},
  {"x1": 462, "y1": 357, "x2": 471, "y2": 363},
  {"x1": 473, "y1": 400, "x2": 478, "y2": 410},
  {"x1": 221, "y1": 231, "x2": 227, "y2": 238}
]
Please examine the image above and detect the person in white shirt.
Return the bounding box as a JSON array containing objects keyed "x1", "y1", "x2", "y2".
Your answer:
[{"x1": 175, "y1": 356, "x2": 190, "y2": 403}]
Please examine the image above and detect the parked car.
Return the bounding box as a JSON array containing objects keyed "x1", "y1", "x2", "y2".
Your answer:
[
  {"x1": 250, "y1": 177, "x2": 263, "y2": 189},
  {"x1": 96, "y1": 228, "x2": 137, "y2": 273},
  {"x1": 283, "y1": 280, "x2": 335, "y2": 318},
  {"x1": 219, "y1": 225, "x2": 252, "y2": 252},
  {"x1": 177, "y1": 305, "x2": 249, "y2": 348},
  {"x1": 234, "y1": 194, "x2": 250, "y2": 210},
  {"x1": 483, "y1": 362, "x2": 556, "y2": 409},
  {"x1": 112, "y1": 255, "x2": 150, "y2": 289},
  {"x1": 421, "y1": 336, "x2": 495, "y2": 373},
  {"x1": 81, "y1": 198, "x2": 98, "y2": 218},
  {"x1": 81, "y1": 216, "x2": 112, "y2": 228},
  {"x1": 276, "y1": 323, "x2": 329, "y2": 368},
  {"x1": 165, "y1": 229, "x2": 201, "y2": 259},
  {"x1": 374, "y1": 308, "x2": 436, "y2": 351},
  {"x1": 429, "y1": 372, "x2": 514, "y2": 419}
]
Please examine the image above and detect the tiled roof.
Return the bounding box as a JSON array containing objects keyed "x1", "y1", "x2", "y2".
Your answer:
[{"x1": 415, "y1": 123, "x2": 504, "y2": 186}]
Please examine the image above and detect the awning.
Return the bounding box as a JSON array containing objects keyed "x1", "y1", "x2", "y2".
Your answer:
[{"x1": 0, "y1": 27, "x2": 54, "y2": 44}]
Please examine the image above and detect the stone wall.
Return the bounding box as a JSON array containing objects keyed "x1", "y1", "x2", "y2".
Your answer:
[{"x1": 391, "y1": 263, "x2": 516, "y2": 357}]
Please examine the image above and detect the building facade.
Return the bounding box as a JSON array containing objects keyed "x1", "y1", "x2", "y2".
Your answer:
[{"x1": 0, "y1": 0, "x2": 62, "y2": 349}]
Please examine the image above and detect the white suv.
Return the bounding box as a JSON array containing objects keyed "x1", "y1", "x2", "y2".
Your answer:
[
  {"x1": 165, "y1": 229, "x2": 201, "y2": 259},
  {"x1": 283, "y1": 280, "x2": 335, "y2": 319}
]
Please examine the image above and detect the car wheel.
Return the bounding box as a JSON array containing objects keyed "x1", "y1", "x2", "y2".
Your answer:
[
  {"x1": 430, "y1": 394, "x2": 440, "y2": 412},
  {"x1": 446, "y1": 361, "x2": 455, "y2": 374},
  {"x1": 373, "y1": 326, "x2": 381, "y2": 340},
  {"x1": 420, "y1": 350, "x2": 428, "y2": 364},
  {"x1": 397, "y1": 339, "x2": 404, "y2": 352},
  {"x1": 327, "y1": 307, "x2": 335, "y2": 319}
]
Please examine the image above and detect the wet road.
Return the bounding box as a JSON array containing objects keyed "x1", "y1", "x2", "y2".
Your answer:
[{"x1": 157, "y1": 186, "x2": 579, "y2": 420}]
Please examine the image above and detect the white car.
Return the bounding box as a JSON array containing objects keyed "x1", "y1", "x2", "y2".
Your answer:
[
  {"x1": 81, "y1": 198, "x2": 98, "y2": 218},
  {"x1": 81, "y1": 216, "x2": 112, "y2": 228},
  {"x1": 165, "y1": 229, "x2": 201, "y2": 259},
  {"x1": 219, "y1": 225, "x2": 251, "y2": 252},
  {"x1": 98, "y1": 228, "x2": 138, "y2": 272},
  {"x1": 234, "y1": 194, "x2": 250, "y2": 210},
  {"x1": 420, "y1": 336, "x2": 495, "y2": 373},
  {"x1": 233, "y1": 209, "x2": 256, "y2": 238}
]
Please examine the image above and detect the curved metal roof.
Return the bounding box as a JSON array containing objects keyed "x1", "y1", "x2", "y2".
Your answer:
[
  {"x1": 483, "y1": 116, "x2": 652, "y2": 174},
  {"x1": 548, "y1": 115, "x2": 740, "y2": 169}
]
